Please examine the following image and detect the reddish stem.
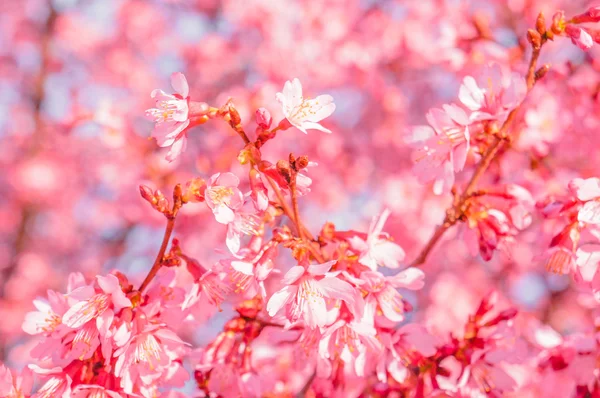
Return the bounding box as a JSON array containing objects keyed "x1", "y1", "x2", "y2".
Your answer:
[{"x1": 138, "y1": 216, "x2": 176, "y2": 293}]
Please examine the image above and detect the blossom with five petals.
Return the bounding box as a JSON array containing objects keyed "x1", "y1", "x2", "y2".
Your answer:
[{"x1": 276, "y1": 78, "x2": 335, "y2": 134}]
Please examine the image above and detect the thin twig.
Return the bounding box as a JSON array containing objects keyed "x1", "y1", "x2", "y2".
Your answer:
[{"x1": 138, "y1": 217, "x2": 176, "y2": 293}]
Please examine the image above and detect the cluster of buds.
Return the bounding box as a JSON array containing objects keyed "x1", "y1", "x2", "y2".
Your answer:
[
  {"x1": 139, "y1": 183, "x2": 183, "y2": 218},
  {"x1": 276, "y1": 153, "x2": 310, "y2": 185},
  {"x1": 532, "y1": 7, "x2": 600, "y2": 51}
]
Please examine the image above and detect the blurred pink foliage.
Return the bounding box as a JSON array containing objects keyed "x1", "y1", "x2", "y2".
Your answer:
[{"x1": 3, "y1": 0, "x2": 600, "y2": 396}]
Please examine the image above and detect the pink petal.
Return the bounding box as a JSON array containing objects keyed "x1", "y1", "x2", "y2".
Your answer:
[
  {"x1": 266, "y1": 285, "x2": 295, "y2": 316},
  {"x1": 213, "y1": 205, "x2": 235, "y2": 224},
  {"x1": 165, "y1": 134, "x2": 188, "y2": 162},
  {"x1": 459, "y1": 76, "x2": 484, "y2": 111},
  {"x1": 111, "y1": 290, "x2": 132, "y2": 312},
  {"x1": 318, "y1": 277, "x2": 355, "y2": 301},
  {"x1": 0, "y1": 365, "x2": 13, "y2": 396},
  {"x1": 231, "y1": 261, "x2": 254, "y2": 275},
  {"x1": 579, "y1": 200, "x2": 600, "y2": 224},
  {"x1": 299, "y1": 121, "x2": 331, "y2": 133},
  {"x1": 371, "y1": 241, "x2": 406, "y2": 269},
  {"x1": 576, "y1": 244, "x2": 600, "y2": 283},
  {"x1": 307, "y1": 260, "x2": 337, "y2": 275},
  {"x1": 215, "y1": 172, "x2": 240, "y2": 188},
  {"x1": 96, "y1": 274, "x2": 119, "y2": 294},
  {"x1": 62, "y1": 300, "x2": 97, "y2": 329},
  {"x1": 388, "y1": 268, "x2": 425, "y2": 290},
  {"x1": 170, "y1": 72, "x2": 189, "y2": 98},
  {"x1": 569, "y1": 178, "x2": 600, "y2": 201},
  {"x1": 282, "y1": 266, "x2": 306, "y2": 285}
]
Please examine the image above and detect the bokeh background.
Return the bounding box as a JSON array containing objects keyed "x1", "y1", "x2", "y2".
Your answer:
[{"x1": 1, "y1": 0, "x2": 599, "y2": 381}]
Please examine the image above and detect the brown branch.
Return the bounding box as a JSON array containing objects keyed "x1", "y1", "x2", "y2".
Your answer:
[
  {"x1": 410, "y1": 40, "x2": 545, "y2": 267},
  {"x1": 289, "y1": 174, "x2": 306, "y2": 241},
  {"x1": 138, "y1": 216, "x2": 176, "y2": 293},
  {"x1": 138, "y1": 186, "x2": 183, "y2": 293}
]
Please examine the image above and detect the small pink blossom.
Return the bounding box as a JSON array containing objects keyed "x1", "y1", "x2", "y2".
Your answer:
[
  {"x1": 255, "y1": 107, "x2": 272, "y2": 129},
  {"x1": 62, "y1": 274, "x2": 131, "y2": 329},
  {"x1": 408, "y1": 104, "x2": 470, "y2": 194},
  {"x1": 459, "y1": 63, "x2": 526, "y2": 121},
  {"x1": 33, "y1": 375, "x2": 72, "y2": 398},
  {"x1": 276, "y1": 78, "x2": 336, "y2": 134},
  {"x1": 0, "y1": 365, "x2": 33, "y2": 398},
  {"x1": 113, "y1": 324, "x2": 189, "y2": 395},
  {"x1": 348, "y1": 209, "x2": 405, "y2": 270},
  {"x1": 543, "y1": 223, "x2": 580, "y2": 275},
  {"x1": 266, "y1": 261, "x2": 362, "y2": 329},
  {"x1": 360, "y1": 268, "x2": 424, "y2": 324},
  {"x1": 145, "y1": 72, "x2": 209, "y2": 162},
  {"x1": 319, "y1": 313, "x2": 383, "y2": 377},
  {"x1": 463, "y1": 185, "x2": 534, "y2": 261},
  {"x1": 260, "y1": 160, "x2": 315, "y2": 197},
  {"x1": 204, "y1": 172, "x2": 245, "y2": 225},
  {"x1": 226, "y1": 212, "x2": 261, "y2": 254}
]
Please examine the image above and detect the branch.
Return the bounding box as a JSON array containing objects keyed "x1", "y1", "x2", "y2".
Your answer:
[
  {"x1": 410, "y1": 40, "x2": 545, "y2": 267},
  {"x1": 138, "y1": 186, "x2": 183, "y2": 293}
]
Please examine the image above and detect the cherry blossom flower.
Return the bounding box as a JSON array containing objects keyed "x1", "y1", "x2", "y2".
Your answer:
[
  {"x1": 0, "y1": 365, "x2": 33, "y2": 398},
  {"x1": 276, "y1": 78, "x2": 336, "y2": 134},
  {"x1": 62, "y1": 274, "x2": 131, "y2": 329},
  {"x1": 318, "y1": 310, "x2": 383, "y2": 377},
  {"x1": 463, "y1": 184, "x2": 534, "y2": 261},
  {"x1": 113, "y1": 324, "x2": 189, "y2": 395},
  {"x1": 204, "y1": 172, "x2": 245, "y2": 225},
  {"x1": 348, "y1": 209, "x2": 406, "y2": 270},
  {"x1": 408, "y1": 104, "x2": 470, "y2": 194},
  {"x1": 146, "y1": 72, "x2": 209, "y2": 161},
  {"x1": 360, "y1": 268, "x2": 425, "y2": 324},
  {"x1": 458, "y1": 63, "x2": 526, "y2": 121},
  {"x1": 266, "y1": 261, "x2": 362, "y2": 329}
]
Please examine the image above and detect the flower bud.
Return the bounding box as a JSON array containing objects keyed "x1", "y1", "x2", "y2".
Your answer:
[
  {"x1": 228, "y1": 105, "x2": 242, "y2": 127},
  {"x1": 535, "y1": 64, "x2": 551, "y2": 81},
  {"x1": 255, "y1": 108, "x2": 272, "y2": 129},
  {"x1": 536, "y1": 12, "x2": 546, "y2": 35},
  {"x1": 155, "y1": 190, "x2": 169, "y2": 213},
  {"x1": 140, "y1": 185, "x2": 156, "y2": 205},
  {"x1": 276, "y1": 160, "x2": 292, "y2": 183},
  {"x1": 183, "y1": 177, "x2": 207, "y2": 203},
  {"x1": 551, "y1": 11, "x2": 565, "y2": 35},
  {"x1": 527, "y1": 29, "x2": 542, "y2": 50},
  {"x1": 238, "y1": 143, "x2": 261, "y2": 165},
  {"x1": 296, "y1": 155, "x2": 309, "y2": 170}
]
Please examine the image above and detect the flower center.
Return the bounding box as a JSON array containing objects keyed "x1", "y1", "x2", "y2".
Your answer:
[{"x1": 207, "y1": 186, "x2": 234, "y2": 206}]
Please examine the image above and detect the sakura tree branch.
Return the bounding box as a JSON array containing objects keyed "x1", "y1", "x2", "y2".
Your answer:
[
  {"x1": 289, "y1": 173, "x2": 306, "y2": 241},
  {"x1": 410, "y1": 33, "x2": 547, "y2": 267},
  {"x1": 138, "y1": 186, "x2": 183, "y2": 293}
]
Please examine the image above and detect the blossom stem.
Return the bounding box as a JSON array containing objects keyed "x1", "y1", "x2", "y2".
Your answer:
[
  {"x1": 289, "y1": 174, "x2": 306, "y2": 241},
  {"x1": 138, "y1": 216, "x2": 176, "y2": 293},
  {"x1": 138, "y1": 186, "x2": 183, "y2": 293},
  {"x1": 411, "y1": 37, "x2": 545, "y2": 267},
  {"x1": 265, "y1": 175, "x2": 326, "y2": 262}
]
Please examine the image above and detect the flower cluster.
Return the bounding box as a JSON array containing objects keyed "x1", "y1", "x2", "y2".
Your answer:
[{"x1": 5, "y1": 2, "x2": 600, "y2": 398}]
